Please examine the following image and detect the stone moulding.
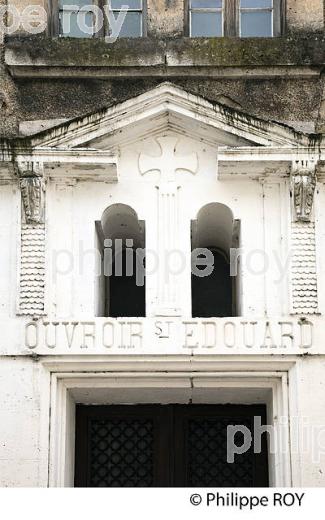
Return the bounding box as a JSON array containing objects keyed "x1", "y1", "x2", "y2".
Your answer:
[{"x1": 4, "y1": 35, "x2": 325, "y2": 79}]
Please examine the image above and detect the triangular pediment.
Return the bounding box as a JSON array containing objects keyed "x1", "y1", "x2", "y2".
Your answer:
[{"x1": 26, "y1": 83, "x2": 310, "y2": 151}]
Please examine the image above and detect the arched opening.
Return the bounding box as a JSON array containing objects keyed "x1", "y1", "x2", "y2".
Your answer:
[
  {"x1": 191, "y1": 203, "x2": 239, "y2": 318},
  {"x1": 96, "y1": 204, "x2": 145, "y2": 317}
]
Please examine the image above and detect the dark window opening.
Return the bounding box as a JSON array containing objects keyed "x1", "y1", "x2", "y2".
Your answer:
[
  {"x1": 192, "y1": 247, "x2": 233, "y2": 317},
  {"x1": 96, "y1": 204, "x2": 145, "y2": 318},
  {"x1": 191, "y1": 203, "x2": 240, "y2": 318},
  {"x1": 109, "y1": 249, "x2": 145, "y2": 317}
]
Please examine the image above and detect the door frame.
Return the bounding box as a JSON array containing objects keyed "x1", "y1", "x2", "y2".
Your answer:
[{"x1": 43, "y1": 356, "x2": 295, "y2": 487}]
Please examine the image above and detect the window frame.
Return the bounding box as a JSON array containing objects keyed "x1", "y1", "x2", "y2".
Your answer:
[
  {"x1": 185, "y1": 0, "x2": 284, "y2": 38},
  {"x1": 50, "y1": 0, "x2": 147, "y2": 38},
  {"x1": 108, "y1": 0, "x2": 146, "y2": 38},
  {"x1": 188, "y1": 0, "x2": 224, "y2": 38},
  {"x1": 239, "y1": 0, "x2": 274, "y2": 38},
  {"x1": 57, "y1": 0, "x2": 101, "y2": 39}
]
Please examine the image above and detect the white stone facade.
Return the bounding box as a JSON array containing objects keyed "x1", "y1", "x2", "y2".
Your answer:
[{"x1": 1, "y1": 83, "x2": 325, "y2": 486}]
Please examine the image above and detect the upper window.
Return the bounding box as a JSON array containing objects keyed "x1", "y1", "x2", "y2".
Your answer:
[
  {"x1": 189, "y1": 0, "x2": 224, "y2": 37},
  {"x1": 239, "y1": 0, "x2": 273, "y2": 37},
  {"x1": 58, "y1": 0, "x2": 94, "y2": 38},
  {"x1": 110, "y1": 0, "x2": 144, "y2": 38},
  {"x1": 56, "y1": 0, "x2": 145, "y2": 38},
  {"x1": 188, "y1": 0, "x2": 282, "y2": 37}
]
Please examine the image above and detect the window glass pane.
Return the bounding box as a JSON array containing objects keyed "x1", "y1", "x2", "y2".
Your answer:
[
  {"x1": 241, "y1": 0, "x2": 272, "y2": 8},
  {"x1": 191, "y1": 12, "x2": 222, "y2": 36},
  {"x1": 59, "y1": 11, "x2": 94, "y2": 37},
  {"x1": 190, "y1": 0, "x2": 222, "y2": 8},
  {"x1": 59, "y1": 0, "x2": 90, "y2": 8},
  {"x1": 241, "y1": 12, "x2": 272, "y2": 36},
  {"x1": 116, "y1": 11, "x2": 142, "y2": 37},
  {"x1": 111, "y1": 0, "x2": 142, "y2": 9}
]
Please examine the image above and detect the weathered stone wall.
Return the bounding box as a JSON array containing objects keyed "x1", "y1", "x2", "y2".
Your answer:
[
  {"x1": 0, "y1": 0, "x2": 19, "y2": 135},
  {"x1": 13, "y1": 76, "x2": 323, "y2": 131},
  {"x1": 287, "y1": 0, "x2": 324, "y2": 31},
  {"x1": 0, "y1": 357, "x2": 49, "y2": 487},
  {"x1": 0, "y1": 0, "x2": 324, "y2": 137},
  {"x1": 147, "y1": 0, "x2": 184, "y2": 37}
]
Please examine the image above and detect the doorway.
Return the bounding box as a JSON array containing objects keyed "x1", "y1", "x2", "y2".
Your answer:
[{"x1": 75, "y1": 404, "x2": 268, "y2": 487}]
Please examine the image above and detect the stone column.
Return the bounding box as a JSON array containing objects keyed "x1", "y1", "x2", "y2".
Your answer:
[
  {"x1": 139, "y1": 136, "x2": 198, "y2": 316},
  {"x1": 156, "y1": 181, "x2": 181, "y2": 315}
]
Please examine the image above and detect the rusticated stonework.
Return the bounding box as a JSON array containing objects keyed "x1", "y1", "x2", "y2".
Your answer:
[
  {"x1": 291, "y1": 222, "x2": 318, "y2": 315},
  {"x1": 18, "y1": 224, "x2": 46, "y2": 316}
]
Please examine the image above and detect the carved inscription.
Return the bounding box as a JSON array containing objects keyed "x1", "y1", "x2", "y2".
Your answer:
[{"x1": 25, "y1": 318, "x2": 313, "y2": 352}]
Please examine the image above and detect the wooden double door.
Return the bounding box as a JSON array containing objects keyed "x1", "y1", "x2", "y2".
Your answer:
[{"x1": 75, "y1": 404, "x2": 268, "y2": 487}]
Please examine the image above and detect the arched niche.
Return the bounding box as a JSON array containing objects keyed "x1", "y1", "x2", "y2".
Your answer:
[
  {"x1": 95, "y1": 204, "x2": 145, "y2": 318},
  {"x1": 191, "y1": 203, "x2": 240, "y2": 318}
]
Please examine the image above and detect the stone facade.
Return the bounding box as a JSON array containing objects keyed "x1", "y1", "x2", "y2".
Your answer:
[{"x1": 0, "y1": 0, "x2": 325, "y2": 488}]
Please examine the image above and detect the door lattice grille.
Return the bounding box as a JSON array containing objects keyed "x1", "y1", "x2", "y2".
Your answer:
[
  {"x1": 187, "y1": 418, "x2": 254, "y2": 487},
  {"x1": 89, "y1": 419, "x2": 154, "y2": 487}
]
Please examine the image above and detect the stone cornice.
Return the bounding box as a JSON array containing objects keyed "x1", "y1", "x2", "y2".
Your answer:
[
  {"x1": 5, "y1": 34, "x2": 325, "y2": 79},
  {"x1": 0, "y1": 148, "x2": 118, "y2": 183},
  {"x1": 218, "y1": 147, "x2": 323, "y2": 179},
  {"x1": 0, "y1": 85, "x2": 323, "y2": 184}
]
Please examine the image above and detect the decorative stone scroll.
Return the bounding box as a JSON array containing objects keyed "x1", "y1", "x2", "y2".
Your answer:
[
  {"x1": 18, "y1": 161, "x2": 45, "y2": 225},
  {"x1": 291, "y1": 159, "x2": 316, "y2": 223},
  {"x1": 17, "y1": 161, "x2": 46, "y2": 316},
  {"x1": 20, "y1": 177, "x2": 45, "y2": 225},
  {"x1": 290, "y1": 159, "x2": 318, "y2": 315}
]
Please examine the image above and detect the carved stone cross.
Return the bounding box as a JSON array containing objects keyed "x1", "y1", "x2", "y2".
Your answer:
[{"x1": 139, "y1": 136, "x2": 198, "y2": 181}]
